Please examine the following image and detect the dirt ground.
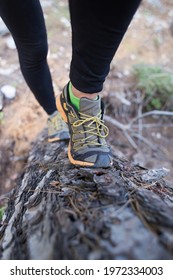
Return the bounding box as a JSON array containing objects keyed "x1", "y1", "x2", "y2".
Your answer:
[{"x1": 0, "y1": 0, "x2": 173, "y2": 199}]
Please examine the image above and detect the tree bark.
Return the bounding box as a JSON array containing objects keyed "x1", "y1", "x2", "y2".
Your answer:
[{"x1": 0, "y1": 130, "x2": 173, "y2": 260}]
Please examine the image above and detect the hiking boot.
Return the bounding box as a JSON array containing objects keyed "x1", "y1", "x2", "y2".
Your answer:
[
  {"x1": 56, "y1": 83, "x2": 113, "y2": 168},
  {"x1": 47, "y1": 110, "x2": 70, "y2": 142}
]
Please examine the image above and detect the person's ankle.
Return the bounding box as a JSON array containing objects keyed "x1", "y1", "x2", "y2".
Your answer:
[
  {"x1": 69, "y1": 82, "x2": 99, "y2": 111},
  {"x1": 71, "y1": 83, "x2": 99, "y2": 100}
]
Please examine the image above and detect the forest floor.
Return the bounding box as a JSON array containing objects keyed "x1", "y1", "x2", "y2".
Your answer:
[{"x1": 0, "y1": 0, "x2": 173, "y2": 200}]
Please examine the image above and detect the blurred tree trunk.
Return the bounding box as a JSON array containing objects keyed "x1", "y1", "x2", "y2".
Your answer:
[{"x1": 0, "y1": 130, "x2": 173, "y2": 260}]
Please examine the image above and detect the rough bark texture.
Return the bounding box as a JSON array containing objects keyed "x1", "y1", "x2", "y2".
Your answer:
[{"x1": 0, "y1": 130, "x2": 173, "y2": 260}]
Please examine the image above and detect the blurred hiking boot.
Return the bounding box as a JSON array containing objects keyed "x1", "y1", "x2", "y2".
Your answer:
[{"x1": 47, "y1": 110, "x2": 70, "y2": 142}]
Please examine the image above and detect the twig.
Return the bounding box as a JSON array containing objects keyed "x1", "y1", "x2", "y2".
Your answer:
[
  {"x1": 104, "y1": 115, "x2": 130, "y2": 130},
  {"x1": 132, "y1": 123, "x2": 173, "y2": 129},
  {"x1": 123, "y1": 131, "x2": 138, "y2": 150},
  {"x1": 132, "y1": 132, "x2": 158, "y2": 150},
  {"x1": 0, "y1": 192, "x2": 11, "y2": 202},
  {"x1": 105, "y1": 111, "x2": 173, "y2": 132},
  {"x1": 136, "y1": 91, "x2": 143, "y2": 145},
  {"x1": 130, "y1": 110, "x2": 173, "y2": 126},
  {"x1": 105, "y1": 110, "x2": 173, "y2": 150}
]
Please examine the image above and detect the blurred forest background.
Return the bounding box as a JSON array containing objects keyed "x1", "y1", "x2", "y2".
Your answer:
[{"x1": 0, "y1": 0, "x2": 173, "y2": 213}]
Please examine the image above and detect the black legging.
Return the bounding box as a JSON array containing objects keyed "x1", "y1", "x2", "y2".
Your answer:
[
  {"x1": 0, "y1": 0, "x2": 141, "y2": 115},
  {"x1": 0, "y1": 0, "x2": 56, "y2": 115},
  {"x1": 69, "y1": 0, "x2": 141, "y2": 93}
]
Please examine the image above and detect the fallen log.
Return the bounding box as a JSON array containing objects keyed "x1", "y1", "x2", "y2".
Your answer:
[{"x1": 0, "y1": 130, "x2": 173, "y2": 260}]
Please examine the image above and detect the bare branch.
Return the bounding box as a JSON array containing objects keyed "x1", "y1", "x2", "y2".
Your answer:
[
  {"x1": 132, "y1": 123, "x2": 173, "y2": 129},
  {"x1": 105, "y1": 110, "x2": 173, "y2": 150},
  {"x1": 130, "y1": 110, "x2": 173, "y2": 125},
  {"x1": 123, "y1": 131, "x2": 139, "y2": 150},
  {"x1": 104, "y1": 115, "x2": 130, "y2": 130},
  {"x1": 132, "y1": 132, "x2": 158, "y2": 150}
]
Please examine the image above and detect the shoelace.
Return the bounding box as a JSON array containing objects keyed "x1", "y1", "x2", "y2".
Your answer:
[{"x1": 72, "y1": 111, "x2": 109, "y2": 151}]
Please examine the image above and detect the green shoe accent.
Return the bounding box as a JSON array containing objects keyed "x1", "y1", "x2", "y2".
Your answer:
[
  {"x1": 47, "y1": 110, "x2": 70, "y2": 142},
  {"x1": 69, "y1": 82, "x2": 98, "y2": 111},
  {"x1": 69, "y1": 82, "x2": 80, "y2": 111}
]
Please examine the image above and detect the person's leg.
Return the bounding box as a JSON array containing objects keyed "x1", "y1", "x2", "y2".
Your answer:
[
  {"x1": 0, "y1": 0, "x2": 69, "y2": 141},
  {"x1": 0, "y1": 0, "x2": 56, "y2": 115},
  {"x1": 69, "y1": 0, "x2": 141, "y2": 95},
  {"x1": 57, "y1": 0, "x2": 141, "y2": 167}
]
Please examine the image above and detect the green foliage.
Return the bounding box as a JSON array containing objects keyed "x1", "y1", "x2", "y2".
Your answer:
[
  {"x1": 133, "y1": 64, "x2": 173, "y2": 110},
  {"x1": 0, "y1": 206, "x2": 5, "y2": 220},
  {"x1": 0, "y1": 111, "x2": 3, "y2": 124}
]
